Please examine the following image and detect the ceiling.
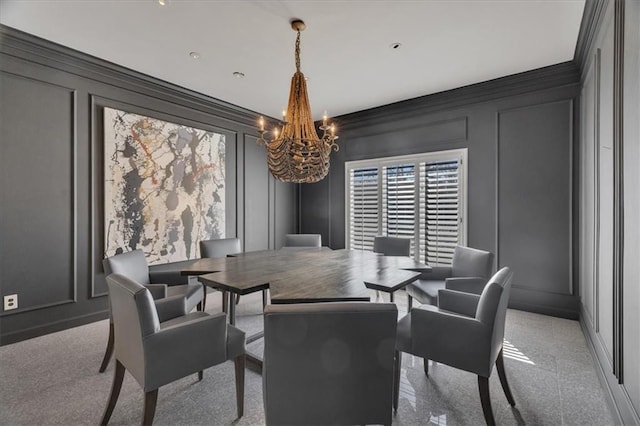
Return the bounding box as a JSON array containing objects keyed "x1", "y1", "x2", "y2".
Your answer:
[{"x1": 0, "y1": 1, "x2": 585, "y2": 120}]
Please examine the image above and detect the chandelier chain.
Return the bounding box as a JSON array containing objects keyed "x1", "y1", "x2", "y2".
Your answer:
[{"x1": 295, "y1": 30, "x2": 301, "y2": 72}]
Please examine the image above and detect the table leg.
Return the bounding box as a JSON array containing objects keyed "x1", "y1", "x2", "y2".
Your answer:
[
  {"x1": 222, "y1": 290, "x2": 228, "y2": 314},
  {"x1": 390, "y1": 292, "x2": 395, "y2": 303},
  {"x1": 217, "y1": 288, "x2": 263, "y2": 371},
  {"x1": 228, "y1": 291, "x2": 236, "y2": 326},
  {"x1": 246, "y1": 353, "x2": 263, "y2": 372}
]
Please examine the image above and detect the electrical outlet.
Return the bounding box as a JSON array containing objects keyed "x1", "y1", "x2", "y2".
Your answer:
[{"x1": 4, "y1": 294, "x2": 18, "y2": 311}]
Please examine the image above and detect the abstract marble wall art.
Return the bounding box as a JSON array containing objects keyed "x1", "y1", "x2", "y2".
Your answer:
[{"x1": 104, "y1": 107, "x2": 225, "y2": 264}]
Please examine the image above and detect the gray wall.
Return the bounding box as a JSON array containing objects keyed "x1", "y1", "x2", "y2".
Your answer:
[
  {"x1": 577, "y1": 0, "x2": 640, "y2": 423},
  {"x1": 0, "y1": 26, "x2": 296, "y2": 344},
  {"x1": 300, "y1": 63, "x2": 581, "y2": 319}
]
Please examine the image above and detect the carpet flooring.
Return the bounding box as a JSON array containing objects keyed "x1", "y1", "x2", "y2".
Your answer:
[{"x1": 0, "y1": 289, "x2": 616, "y2": 425}]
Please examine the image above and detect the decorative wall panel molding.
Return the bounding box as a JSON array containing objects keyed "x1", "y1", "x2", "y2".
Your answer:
[
  {"x1": 0, "y1": 72, "x2": 78, "y2": 316},
  {"x1": 243, "y1": 134, "x2": 271, "y2": 252},
  {"x1": 577, "y1": 0, "x2": 640, "y2": 422},
  {"x1": 497, "y1": 99, "x2": 573, "y2": 296},
  {"x1": 345, "y1": 116, "x2": 468, "y2": 159}
]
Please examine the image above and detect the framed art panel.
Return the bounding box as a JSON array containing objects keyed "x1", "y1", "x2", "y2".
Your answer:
[{"x1": 104, "y1": 107, "x2": 225, "y2": 264}]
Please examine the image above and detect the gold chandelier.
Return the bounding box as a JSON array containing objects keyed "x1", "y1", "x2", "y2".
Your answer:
[{"x1": 257, "y1": 19, "x2": 339, "y2": 184}]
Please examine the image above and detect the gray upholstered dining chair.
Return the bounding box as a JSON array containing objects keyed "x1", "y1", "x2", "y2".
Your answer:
[
  {"x1": 99, "y1": 249, "x2": 204, "y2": 373},
  {"x1": 373, "y1": 236, "x2": 411, "y2": 256},
  {"x1": 263, "y1": 302, "x2": 398, "y2": 426},
  {"x1": 282, "y1": 233, "x2": 322, "y2": 248},
  {"x1": 199, "y1": 238, "x2": 244, "y2": 311},
  {"x1": 406, "y1": 245, "x2": 494, "y2": 308},
  {"x1": 200, "y1": 237, "x2": 242, "y2": 258},
  {"x1": 394, "y1": 267, "x2": 515, "y2": 426},
  {"x1": 373, "y1": 236, "x2": 412, "y2": 302},
  {"x1": 101, "y1": 274, "x2": 245, "y2": 425}
]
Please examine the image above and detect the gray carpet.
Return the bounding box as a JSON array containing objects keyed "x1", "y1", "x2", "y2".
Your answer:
[{"x1": 0, "y1": 290, "x2": 616, "y2": 425}]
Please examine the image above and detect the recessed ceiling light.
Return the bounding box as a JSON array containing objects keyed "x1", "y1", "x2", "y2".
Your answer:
[
  {"x1": 389, "y1": 42, "x2": 402, "y2": 50},
  {"x1": 233, "y1": 72, "x2": 245, "y2": 78},
  {"x1": 158, "y1": 0, "x2": 167, "y2": 5},
  {"x1": 189, "y1": 52, "x2": 200, "y2": 59}
]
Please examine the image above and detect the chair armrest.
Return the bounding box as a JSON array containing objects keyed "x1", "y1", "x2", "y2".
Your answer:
[
  {"x1": 154, "y1": 294, "x2": 187, "y2": 322},
  {"x1": 144, "y1": 284, "x2": 168, "y2": 300},
  {"x1": 144, "y1": 313, "x2": 237, "y2": 389},
  {"x1": 444, "y1": 277, "x2": 487, "y2": 295},
  {"x1": 410, "y1": 305, "x2": 491, "y2": 364},
  {"x1": 419, "y1": 266, "x2": 453, "y2": 280},
  {"x1": 437, "y1": 289, "x2": 480, "y2": 317}
]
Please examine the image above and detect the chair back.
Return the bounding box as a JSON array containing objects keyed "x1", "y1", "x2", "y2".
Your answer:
[
  {"x1": 283, "y1": 233, "x2": 322, "y2": 247},
  {"x1": 451, "y1": 246, "x2": 494, "y2": 279},
  {"x1": 373, "y1": 236, "x2": 411, "y2": 256},
  {"x1": 475, "y1": 267, "x2": 513, "y2": 367},
  {"x1": 106, "y1": 274, "x2": 160, "y2": 386},
  {"x1": 200, "y1": 237, "x2": 242, "y2": 258},
  {"x1": 263, "y1": 302, "x2": 398, "y2": 426},
  {"x1": 103, "y1": 249, "x2": 151, "y2": 285}
]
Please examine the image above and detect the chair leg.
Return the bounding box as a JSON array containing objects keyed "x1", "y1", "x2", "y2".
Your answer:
[
  {"x1": 262, "y1": 289, "x2": 268, "y2": 309},
  {"x1": 234, "y1": 354, "x2": 245, "y2": 418},
  {"x1": 407, "y1": 294, "x2": 413, "y2": 311},
  {"x1": 496, "y1": 349, "x2": 516, "y2": 406},
  {"x1": 235, "y1": 294, "x2": 241, "y2": 305},
  {"x1": 143, "y1": 389, "x2": 158, "y2": 426},
  {"x1": 99, "y1": 322, "x2": 114, "y2": 373},
  {"x1": 393, "y1": 351, "x2": 402, "y2": 413},
  {"x1": 478, "y1": 376, "x2": 495, "y2": 426},
  {"x1": 100, "y1": 360, "x2": 125, "y2": 426},
  {"x1": 390, "y1": 291, "x2": 395, "y2": 303},
  {"x1": 423, "y1": 358, "x2": 429, "y2": 376}
]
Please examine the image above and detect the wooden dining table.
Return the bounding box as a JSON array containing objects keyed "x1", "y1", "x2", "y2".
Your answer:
[
  {"x1": 182, "y1": 248, "x2": 430, "y2": 305},
  {"x1": 181, "y1": 248, "x2": 431, "y2": 368}
]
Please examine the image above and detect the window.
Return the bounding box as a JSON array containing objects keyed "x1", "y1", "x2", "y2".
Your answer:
[{"x1": 346, "y1": 149, "x2": 467, "y2": 265}]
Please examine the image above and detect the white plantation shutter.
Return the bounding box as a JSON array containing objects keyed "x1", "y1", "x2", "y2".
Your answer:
[
  {"x1": 346, "y1": 149, "x2": 466, "y2": 264},
  {"x1": 349, "y1": 167, "x2": 379, "y2": 251},
  {"x1": 421, "y1": 159, "x2": 461, "y2": 265},
  {"x1": 382, "y1": 165, "x2": 416, "y2": 256}
]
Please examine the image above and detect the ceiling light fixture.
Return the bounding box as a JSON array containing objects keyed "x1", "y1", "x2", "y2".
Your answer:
[
  {"x1": 189, "y1": 51, "x2": 200, "y2": 59},
  {"x1": 233, "y1": 71, "x2": 245, "y2": 78},
  {"x1": 158, "y1": 0, "x2": 166, "y2": 6},
  {"x1": 257, "y1": 19, "x2": 338, "y2": 184}
]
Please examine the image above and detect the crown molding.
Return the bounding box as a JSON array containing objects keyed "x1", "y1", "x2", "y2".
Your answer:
[
  {"x1": 574, "y1": 0, "x2": 609, "y2": 76},
  {"x1": 0, "y1": 25, "x2": 265, "y2": 128},
  {"x1": 337, "y1": 61, "x2": 580, "y2": 130}
]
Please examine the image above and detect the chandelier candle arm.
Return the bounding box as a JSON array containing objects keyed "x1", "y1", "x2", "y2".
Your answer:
[{"x1": 256, "y1": 18, "x2": 339, "y2": 184}]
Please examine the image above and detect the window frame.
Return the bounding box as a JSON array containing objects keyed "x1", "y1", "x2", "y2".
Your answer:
[{"x1": 344, "y1": 148, "x2": 468, "y2": 262}]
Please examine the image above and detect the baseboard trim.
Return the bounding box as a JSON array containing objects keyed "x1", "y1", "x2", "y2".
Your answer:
[
  {"x1": 0, "y1": 310, "x2": 109, "y2": 346},
  {"x1": 580, "y1": 306, "x2": 640, "y2": 425},
  {"x1": 509, "y1": 286, "x2": 579, "y2": 319}
]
